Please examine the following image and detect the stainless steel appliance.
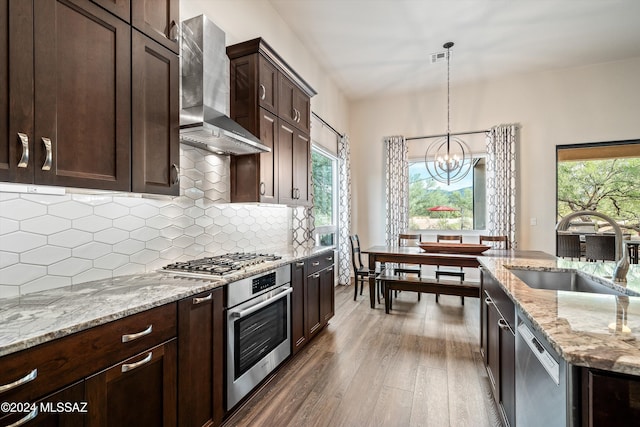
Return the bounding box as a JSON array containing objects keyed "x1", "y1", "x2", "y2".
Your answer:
[
  {"x1": 225, "y1": 265, "x2": 291, "y2": 410},
  {"x1": 162, "y1": 253, "x2": 291, "y2": 411},
  {"x1": 515, "y1": 311, "x2": 576, "y2": 427}
]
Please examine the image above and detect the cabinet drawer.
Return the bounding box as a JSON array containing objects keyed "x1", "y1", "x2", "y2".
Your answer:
[
  {"x1": 306, "y1": 253, "x2": 334, "y2": 275},
  {"x1": 0, "y1": 303, "x2": 176, "y2": 405},
  {"x1": 483, "y1": 273, "x2": 515, "y2": 328}
]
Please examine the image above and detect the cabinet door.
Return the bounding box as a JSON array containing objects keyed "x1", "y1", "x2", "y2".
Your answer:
[
  {"x1": 1, "y1": 0, "x2": 34, "y2": 184},
  {"x1": 0, "y1": 381, "x2": 85, "y2": 427},
  {"x1": 258, "y1": 55, "x2": 278, "y2": 114},
  {"x1": 320, "y1": 265, "x2": 335, "y2": 323},
  {"x1": 258, "y1": 109, "x2": 278, "y2": 203},
  {"x1": 277, "y1": 121, "x2": 295, "y2": 205},
  {"x1": 85, "y1": 340, "x2": 177, "y2": 427},
  {"x1": 486, "y1": 297, "x2": 501, "y2": 402},
  {"x1": 131, "y1": 0, "x2": 179, "y2": 53},
  {"x1": 291, "y1": 260, "x2": 307, "y2": 355},
  {"x1": 584, "y1": 369, "x2": 640, "y2": 427},
  {"x1": 33, "y1": 0, "x2": 131, "y2": 191},
  {"x1": 499, "y1": 325, "x2": 515, "y2": 427},
  {"x1": 178, "y1": 289, "x2": 224, "y2": 427},
  {"x1": 293, "y1": 131, "x2": 310, "y2": 205},
  {"x1": 132, "y1": 30, "x2": 180, "y2": 195},
  {"x1": 306, "y1": 271, "x2": 322, "y2": 338},
  {"x1": 278, "y1": 75, "x2": 297, "y2": 127}
]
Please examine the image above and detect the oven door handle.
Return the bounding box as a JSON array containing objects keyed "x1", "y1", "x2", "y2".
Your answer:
[{"x1": 230, "y1": 287, "x2": 293, "y2": 319}]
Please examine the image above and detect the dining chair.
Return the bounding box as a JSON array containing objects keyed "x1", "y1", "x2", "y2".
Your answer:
[
  {"x1": 435, "y1": 234, "x2": 465, "y2": 305},
  {"x1": 390, "y1": 233, "x2": 422, "y2": 303},
  {"x1": 556, "y1": 233, "x2": 582, "y2": 260},
  {"x1": 584, "y1": 234, "x2": 616, "y2": 262},
  {"x1": 350, "y1": 234, "x2": 379, "y2": 301},
  {"x1": 479, "y1": 235, "x2": 510, "y2": 249}
]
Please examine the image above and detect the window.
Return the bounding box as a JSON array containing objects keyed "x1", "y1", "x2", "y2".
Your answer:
[
  {"x1": 311, "y1": 146, "x2": 338, "y2": 245},
  {"x1": 556, "y1": 140, "x2": 640, "y2": 231},
  {"x1": 408, "y1": 157, "x2": 486, "y2": 231}
]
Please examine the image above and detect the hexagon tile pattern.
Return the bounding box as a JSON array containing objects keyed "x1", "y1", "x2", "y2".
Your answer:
[{"x1": 0, "y1": 145, "x2": 306, "y2": 299}]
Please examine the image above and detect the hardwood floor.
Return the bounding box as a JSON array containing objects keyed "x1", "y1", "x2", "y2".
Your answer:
[{"x1": 223, "y1": 282, "x2": 502, "y2": 427}]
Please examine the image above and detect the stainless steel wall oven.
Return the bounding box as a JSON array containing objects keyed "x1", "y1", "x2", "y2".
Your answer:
[{"x1": 226, "y1": 265, "x2": 292, "y2": 410}]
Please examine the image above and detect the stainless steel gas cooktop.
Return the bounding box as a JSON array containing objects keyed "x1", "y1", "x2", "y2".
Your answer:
[{"x1": 162, "y1": 252, "x2": 282, "y2": 277}]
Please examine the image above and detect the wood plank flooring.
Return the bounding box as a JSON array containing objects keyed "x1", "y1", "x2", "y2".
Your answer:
[{"x1": 223, "y1": 282, "x2": 502, "y2": 427}]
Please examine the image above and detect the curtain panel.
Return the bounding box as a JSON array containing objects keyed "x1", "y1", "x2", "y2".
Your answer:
[
  {"x1": 384, "y1": 135, "x2": 409, "y2": 246},
  {"x1": 337, "y1": 134, "x2": 352, "y2": 285},
  {"x1": 486, "y1": 124, "x2": 518, "y2": 248}
]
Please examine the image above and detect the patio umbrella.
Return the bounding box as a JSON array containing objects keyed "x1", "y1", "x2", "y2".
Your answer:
[{"x1": 427, "y1": 205, "x2": 459, "y2": 212}]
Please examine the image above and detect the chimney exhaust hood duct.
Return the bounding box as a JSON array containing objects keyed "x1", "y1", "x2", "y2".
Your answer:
[{"x1": 180, "y1": 15, "x2": 270, "y2": 155}]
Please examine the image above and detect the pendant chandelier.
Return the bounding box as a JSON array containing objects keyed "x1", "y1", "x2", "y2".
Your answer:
[{"x1": 425, "y1": 42, "x2": 472, "y2": 185}]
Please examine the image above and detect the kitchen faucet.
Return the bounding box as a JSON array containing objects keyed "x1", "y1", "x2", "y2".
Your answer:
[{"x1": 556, "y1": 210, "x2": 630, "y2": 283}]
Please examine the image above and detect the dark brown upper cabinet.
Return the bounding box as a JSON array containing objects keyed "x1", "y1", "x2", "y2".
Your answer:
[
  {"x1": 228, "y1": 38, "x2": 316, "y2": 207},
  {"x1": 2, "y1": 0, "x2": 180, "y2": 195},
  {"x1": 132, "y1": 0, "x2": 179, "y2": 54},
  {"x1": 1, "y1": 0, "x2": 34, "y2": 184},
  {"x1": 132, "y1": 30, "x2": 180, "y2": 196},
  {"x1": 33, "y1": 0, "x2": 131, "y2": 191}
]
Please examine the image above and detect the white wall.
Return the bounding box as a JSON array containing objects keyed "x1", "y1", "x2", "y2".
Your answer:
[
  {"x1": 350, "y1": 57, "x2": 640, "y2": 254},
  {"x1": 180, "y1": 0, "x2": 350, "y2": 134}
]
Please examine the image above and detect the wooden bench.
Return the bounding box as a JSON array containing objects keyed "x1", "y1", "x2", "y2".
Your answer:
[{"x1": 378, "y1": 269, "x2": 480, "y2": 314}]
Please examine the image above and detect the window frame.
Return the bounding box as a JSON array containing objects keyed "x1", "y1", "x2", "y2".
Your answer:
[{"x1": 311, "y1": 144, "x2": 339, "y2": 246}]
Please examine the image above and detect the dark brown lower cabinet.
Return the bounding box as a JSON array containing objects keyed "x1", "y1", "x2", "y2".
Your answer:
[
  {"x1": 291, "y1": 260, "x2": 307, "y2": 355},
  {"x1": 178, "y1": 289, "x2": 224, "y2": 427},
  {"x1": 0, "y1": 381, "x2": 85, "y2": 427},
  {"x1": 306, "y1": 268, "x2": 322, "y2": 339},
  {"x1": 480, "y1": 269, "x2": 515, "y2": 427},
  {"x1": 582, "y1": 368, "x2": 640, "y2": 426},
  {"x1": 320, "y1": 265, "x2": 335, "y2": 323},
  {"x1": 85, "y1": 339, "x2": 177, "y2": 427}
]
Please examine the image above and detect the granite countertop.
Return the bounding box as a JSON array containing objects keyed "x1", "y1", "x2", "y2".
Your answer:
[
  {"x1": 0, "y1": 245, "x2": 334, "y2": 357},
  {"x1": 479, "y1": 254, "x2": 640, "y2": 376}
]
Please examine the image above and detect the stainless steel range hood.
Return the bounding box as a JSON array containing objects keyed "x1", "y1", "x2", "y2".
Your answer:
[{"x1": 180, "y1": 15, "x2": 270, "y2": 155}]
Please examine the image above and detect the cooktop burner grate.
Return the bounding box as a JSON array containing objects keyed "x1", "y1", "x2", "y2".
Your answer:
[{"x1": 162, "y1": 252, "x2": 282, "y2": 276}]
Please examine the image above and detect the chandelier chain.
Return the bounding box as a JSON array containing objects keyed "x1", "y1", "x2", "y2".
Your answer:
[{"x1": 447, "y1": 45, "x2": 451, "y2": 134}]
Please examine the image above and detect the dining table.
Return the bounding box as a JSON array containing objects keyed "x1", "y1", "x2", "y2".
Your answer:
[{"x1": 361, "y1": 245, "x2": 552, "y2": 309}]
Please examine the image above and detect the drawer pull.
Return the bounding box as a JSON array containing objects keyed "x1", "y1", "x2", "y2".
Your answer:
[
  {"x1": 0, "y1": 369, "x2": 37, "y2": 393},
  {"x1": 41, "y1": 137, "x2": 52, "y2": 171},
  {"x1": 312, "y1": 273, "x2": 320, "y2": 279},
  {"x1": 259, "y1": 84, "x2": 266, "y2": 100},
  {"x1": 295, "y1": 261, "x2": 305, "y2": 267},
  {"x1": 484, "y1": 297, "x2": 494, "y2": 305},
  {"x1": 121, "y1": 325, "x2": 153, "y2": 343},
  {"x1": 6, "y1": 407, "x2": 38, "y2": 427},
  {"x1": 498, "y1": 318, "x2": 511, "y2": 331},
  {"x1": 193, "y1": 293, "x2": 212, "y2": 305},
  {"x1": 312, "y1": 261, "x2": 320, "y2": 266},
  {"x1": 17, "y1": 133, "x2": 29, "y2": 168},
  {"x1": 326, "y1": 256, "x2": 333, "y2": 261},
  {"x1": 121, "y1": 352, "x2": 153, "y2": 373}
]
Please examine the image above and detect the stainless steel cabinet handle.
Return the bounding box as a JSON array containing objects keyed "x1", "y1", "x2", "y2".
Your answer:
[
  {"x1": 312, "y1": 273, "x2": 320, "y2": 278},
  {"x1": 295, "y1": 261, "x2": 305, "y2": 267},
  {"x1": 7, "y1": 407, "x2": 38, "y2": 427},
  {"x1": 0, "y1": 369, "x2": 37, "y2": 393},
  {"x1": 17, "y1": 133, "x2": 29, "y2": 168},
  {"x1": 121, "y1": 352, "x2": 153, "y2": 373},
  {"x1": 484, "y1": 297, "x2": 493, "y2": 305},
  {"x1": 193, "y1": 293, "x2": 212, "y2": 305},
  {"x1": 41, "y1": 137, "x2": 52, "y2": 171},
  {"x1": 312, "y1": 261, "x2": 320, "y2": 266},
  {"x1": 497, "y1": 318, "x2": 510, "y2": 330},
  {"x1": 259, "y1": 84, "x2": 266, "y2": 100},
  {"x1": 326, "y1": 256, "x2": 333, "y2": 261},
  {"x1": 260, "y1": 181, "x2": 266, "y2": 195},
  {"x1": 171, "y1": 163, "x2": 180, "y2": 185},
  {"x1": 121, "y1": 325, "x2": 153, "y2": 343},
  {"x1": 168, "y1": 20, "x2": 178, "y2": 42}
]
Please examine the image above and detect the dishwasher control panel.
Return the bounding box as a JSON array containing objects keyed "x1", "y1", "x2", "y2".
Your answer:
[{"x1": 518, "y1": 321, "x2": 560, "y2": 385}]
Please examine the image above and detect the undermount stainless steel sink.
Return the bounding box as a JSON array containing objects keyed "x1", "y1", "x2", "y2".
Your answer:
[{"x1": 508, "y1": 268, "x2": 624, "y2": 296}]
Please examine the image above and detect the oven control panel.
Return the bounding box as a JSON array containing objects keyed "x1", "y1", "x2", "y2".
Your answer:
[{"x1": 252, "y1": 272, "x2": 277, "y2": 294}]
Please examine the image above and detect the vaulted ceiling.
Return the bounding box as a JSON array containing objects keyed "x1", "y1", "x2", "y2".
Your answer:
[{"x1": 269, "y1": 0, "x2": 640, "y2": 100}]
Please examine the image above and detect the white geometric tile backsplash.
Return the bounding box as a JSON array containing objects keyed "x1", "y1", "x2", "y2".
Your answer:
[{"x1": 0, "y1": 145, "x2": 303, "y2": 299}]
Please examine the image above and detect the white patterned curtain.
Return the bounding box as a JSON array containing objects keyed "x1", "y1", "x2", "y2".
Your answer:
[
  {"x1": 486, "y1": 124, "x2": 518, "y2": 248},
  {"x1": 384, "y1": 136, "x2": 409, "y2": 246},
  {"x1": 337, "y1": 134, "x2": 352, "y2": 285}
]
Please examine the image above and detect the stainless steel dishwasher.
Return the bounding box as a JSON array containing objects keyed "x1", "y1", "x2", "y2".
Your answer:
[{"x1": 515, "y1": 311, "x2": 577, "y2": 427}]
